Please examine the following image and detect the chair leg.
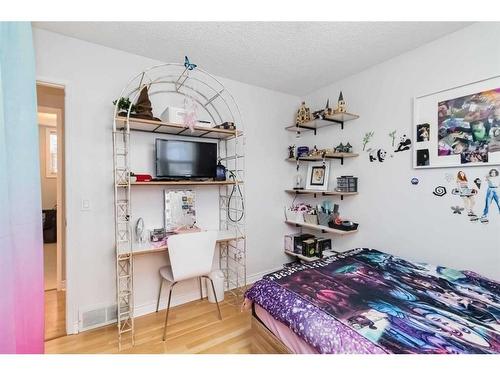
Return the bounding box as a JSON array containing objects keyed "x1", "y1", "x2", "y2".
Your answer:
[
  {"x1": 205, "y1": 276, "x2": 222, "y2": 321},
  {"x1": 162, "y1": 281, "x2": 177, "y2": 341},
  {"x1": 198, "y1": 277, "x2": 203, "y2": 301},
  {"x1": 156, "y1": 278, "x2": 164, "y2": 313}
]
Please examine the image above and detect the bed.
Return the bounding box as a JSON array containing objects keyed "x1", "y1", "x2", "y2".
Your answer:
[{"x1": 244, "y1": 248, "x2": 500, "y2": 354}]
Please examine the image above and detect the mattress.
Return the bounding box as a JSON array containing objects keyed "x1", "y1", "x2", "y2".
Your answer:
[
  {"x1": 245, "y1": 248, "x2": 500, "y2": 354},
  {"x1": 254, "y1": 303, "x2": 318, "y2": 354}
]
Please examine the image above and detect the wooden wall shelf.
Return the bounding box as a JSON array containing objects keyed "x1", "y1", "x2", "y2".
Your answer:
[
  {"x1": 285, "y1": 189, "x2": 357, "y2": 200},
  {"x1": 284, "y1": 249, "x2": 338, "y2": 263},
  {"x1": 115, "y1": 117, "x2": 241, "y2": 140},
  {"x1": 286, "y1": 152, "x2": 358, "y2": 165},
  {"x1": 285, "y1": 112, "x2": 359, "y2": 133},
  {"x1": 129, "y1": 180, "x2": 243, "y2": 186},
  {"x1": 285, "y1": 220, "x2": 358, "y2": 235}
]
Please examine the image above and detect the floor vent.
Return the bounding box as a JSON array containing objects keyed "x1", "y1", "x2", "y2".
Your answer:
[{"x1": 79, "y1": 304, "x2": 117, "y2": 331}]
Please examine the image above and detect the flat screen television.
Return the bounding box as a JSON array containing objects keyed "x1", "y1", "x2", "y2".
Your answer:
[{"x1": 155, "y1": 139, "x2": 217, "y2": 179}]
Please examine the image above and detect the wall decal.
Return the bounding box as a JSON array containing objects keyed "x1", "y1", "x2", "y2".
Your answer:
[
  {"x1": 433, "y1": 186, "x2": 447, "y2": 197},
  {"x1": 394, "y1": 134, "x2": 412, "y2": 152},
  {"x1": 416, "y1": 149, "x2": 430, "y2": 166},
  {"x1": 389, "y1": 130, "x2": 397, "y2": 147},
  {"x1": 416, "y1": 123, "x2": 430, "y2": 142},
  {"x1": 362, "y1": 131, "x2": 375, "y2": 151},
  {"x1": 481, "y1": 168, "x2": 500, "y2": 223},
  {"x1": 413, "y1": 76, "x2": 500, "y2": 168},
  {"x1": 411, "y1": 178, "x2": 419, "y2": 185},
  {"x1": 369, "y1": 148, "x2": 387, "y2": 162},
  {"x1": 452, "y1": 171, "x2": 479, "y2": 221},
  {"x1": 474, "y1": 178, "x2": 482, "y2": 189},
  {"x1": 451, "y1": 206, "x2": 465, "y2": 214},
  {"x1": 445, "y1": 173, "x2": 454, "y2": 183}
]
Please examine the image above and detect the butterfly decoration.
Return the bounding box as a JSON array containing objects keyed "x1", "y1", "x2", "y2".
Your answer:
[
  {"x1": 184, "y1": 56, "x2": 197, "y2": 71},
  {"x1": 451, "y1": 206, "x2": 464, "y2": 214}
]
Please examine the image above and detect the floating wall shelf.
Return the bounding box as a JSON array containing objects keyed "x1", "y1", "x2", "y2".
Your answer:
[
  {"x1": 115, "y1": 117, "x2": 241, "y2": 140},
  {"x1": 285, "y1": 112, "x2": 359, "y2": 134},
  {"x1": 284, "y1": 249, "x2": 338, "y2": 263},
  {"x1": 285, "y1": 189, "x2": 357, "y2": 200},
  {"x1": 129, "y1": 180, "x2": 243, "y2": 186},
  {"x1": 286, "y1": 152, "x2": 358, "y2": 165},
  {"x1": 285, "y1": 220, "x2": 358, "y2": 235}
]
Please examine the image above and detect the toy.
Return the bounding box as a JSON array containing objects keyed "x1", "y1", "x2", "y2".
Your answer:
[
  {"x1": 369, "y1": 149, "x2": 387, "y2": 162},
  {"x1": 334, "y1": 142, "x2": 353, "y2": 153},
  {"x1": 296, "y1": 102, "x2": 312, "y2": 125},
  {"x1": 288, "y1": 145, "x2": 296, "y2": 159}
]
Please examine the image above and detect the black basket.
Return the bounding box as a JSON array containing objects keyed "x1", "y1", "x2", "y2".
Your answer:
[{"x1": 328, "y1": 222, "x2": 359, "y2": 231}]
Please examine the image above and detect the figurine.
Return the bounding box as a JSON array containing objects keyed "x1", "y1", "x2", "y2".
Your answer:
[
  {"x1": 334, "y1": 142, "x2": 353, "y2": 153},
  {"x1": 288, "y1": 145, "x2": 296, "y2": 159},
  {"x1": 335, "y1": 91, "x2": 347, "y2": 113},
  {"x1": 296, "y1": 102, "x2": 312, "y2": 125}
]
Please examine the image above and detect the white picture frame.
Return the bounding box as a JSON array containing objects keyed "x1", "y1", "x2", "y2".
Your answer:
[
  {"x1": 413, "y1": 75, "x2": 500, "y2": 169},
  {"x1": 305, "y1": 161, "x2": 330, "y2": 191}
]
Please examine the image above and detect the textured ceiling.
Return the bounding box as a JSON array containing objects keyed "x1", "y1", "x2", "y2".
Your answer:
[{"x1": 33, "y1": 22, "x2": 471, "y2": 96}]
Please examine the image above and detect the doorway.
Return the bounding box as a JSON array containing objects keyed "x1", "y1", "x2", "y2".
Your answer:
[{"x1": 37, "y1": 82, "x2": 66, "y2": 341}]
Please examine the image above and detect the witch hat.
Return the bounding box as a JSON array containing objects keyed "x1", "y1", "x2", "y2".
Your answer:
[
  {"x1": 131, "y1": 86, "x2": 160, "y2": 121},
  {"x1": 338, "y1": 91, "x2": 344, "y2": 102}
]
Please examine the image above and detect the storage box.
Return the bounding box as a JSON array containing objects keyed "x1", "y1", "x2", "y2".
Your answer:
[
  {"x1": 302, "y1": 238, "x2": 317, "y2": 257},
  {"x1": 303, "y1": 213, "x2": 318, "y2": 225},
  {"x1": 316, "y1": 237, "x2": 332, "y2": 258},
  {"x1": 287, "y1": 233, "x2": 315, "y2": 254},
  {"x1": 317, "y1": 212, "x2": 331, "y2": 227},
  {"x1": 336, "y1": 176, "x2": 358, "y2": 192},
  {"x1": 284, "y1": 207, "x2": 304, "y2": 223},
  {"x1": 161, "y1": 106, "x2": 186, "y2": 124}
]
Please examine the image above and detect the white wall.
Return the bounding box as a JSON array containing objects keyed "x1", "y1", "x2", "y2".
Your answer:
[
  {"x1": 301, "y1": 22, "x2": 500, "y2": 280},
  {"x1": 33, "y1": 28, "x2": 299, "y2": 332}
]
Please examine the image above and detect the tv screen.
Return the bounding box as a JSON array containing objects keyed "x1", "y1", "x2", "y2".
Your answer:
[{"x1": 155, "y1": 139, "x2": 217, "y2": 179}]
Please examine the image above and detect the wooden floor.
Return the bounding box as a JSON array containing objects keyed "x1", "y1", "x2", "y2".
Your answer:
[
  {"x1": 45, "y1": 289, "x2": 66, "y2": 341},
  {"x1": 45, "y1": 294, "x2": 280, "y2": 354}
]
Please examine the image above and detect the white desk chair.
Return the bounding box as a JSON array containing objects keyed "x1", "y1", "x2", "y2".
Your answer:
[{"x1": 155, "y1": 231, "x2": 222, "y2": 341}]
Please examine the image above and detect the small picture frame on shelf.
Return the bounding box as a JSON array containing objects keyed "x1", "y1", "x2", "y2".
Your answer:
[{"x1": 305, "y1": 161, "x2": 330, "y2": 191}]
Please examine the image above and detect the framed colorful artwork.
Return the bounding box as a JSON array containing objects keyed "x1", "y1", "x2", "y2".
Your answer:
[{"x1": 413, "y1": 75, "x2": 500, "y2": 169}]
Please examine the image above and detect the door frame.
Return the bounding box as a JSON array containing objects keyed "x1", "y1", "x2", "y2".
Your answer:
[
  {"x1": 37, "y1": 78, "x2": 77, "y2": 335},
  {"x1": 37, "y1": 104, "x2": 64, "y2": 291}
]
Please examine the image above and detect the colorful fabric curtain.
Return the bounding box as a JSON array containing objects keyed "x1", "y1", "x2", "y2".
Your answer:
[{"x1": 0, "y1": 22, "x2": 44, "y2": 353}]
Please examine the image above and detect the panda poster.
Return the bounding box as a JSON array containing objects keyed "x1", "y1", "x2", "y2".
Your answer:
[{"x1": 413, "y1": 75, "x2": 500, "y2": 169}]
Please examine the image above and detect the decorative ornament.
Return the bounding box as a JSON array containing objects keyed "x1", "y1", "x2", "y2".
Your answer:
[
  {"x1": 182, "y1": 96, "x2": 198, "y2": 132},
  {"x1": 411, "y1": 178, "x2": 419, "y2": 185},
  {"x1": 184, "y1": 56, "x2": 197, "y2": 71},
  {"x1": 335, "y1": 91, "x2": 347, "y2": 113},
  {"x1": 451, "y1": 206, "x2": 465, "y2": 214},
  {"x1": 433, "y1": 186, "x2": 447, "y2": 197},
  {"x1": 296, "y1": 102, "x2": 312, "y2": 125}
]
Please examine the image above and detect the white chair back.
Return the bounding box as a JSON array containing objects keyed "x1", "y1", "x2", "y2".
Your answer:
[{"x1": 167, "y1": 231, "x2": 218, "y2": 282}]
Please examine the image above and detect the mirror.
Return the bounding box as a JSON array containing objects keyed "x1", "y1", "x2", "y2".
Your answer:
[{"x1": 164, "y1": 190, "x2": 197, "y2": 231}]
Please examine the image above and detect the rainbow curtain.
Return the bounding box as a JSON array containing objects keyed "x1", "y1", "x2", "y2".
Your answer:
[{"x1": 0, "y1": 22, "x2": 44, "y2": 353}]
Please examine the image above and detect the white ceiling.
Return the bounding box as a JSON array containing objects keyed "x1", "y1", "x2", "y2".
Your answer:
[{"x1": 33, "y1": 22, "x2": 471, "y2": 96}]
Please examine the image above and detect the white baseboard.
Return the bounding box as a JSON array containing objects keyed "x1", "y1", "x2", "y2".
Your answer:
[{"x1": 74, "y1": 266, "x2": 284, "y2": 333}]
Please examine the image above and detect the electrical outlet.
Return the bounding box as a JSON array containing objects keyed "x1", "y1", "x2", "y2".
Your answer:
[{"x1": 81, "y1": 199, "x2": 91, "y2": 211}]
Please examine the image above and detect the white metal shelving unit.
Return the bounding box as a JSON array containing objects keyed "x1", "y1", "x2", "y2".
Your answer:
[{"x1": 112, "y1": 62, "x2": 246, "y2": 349}]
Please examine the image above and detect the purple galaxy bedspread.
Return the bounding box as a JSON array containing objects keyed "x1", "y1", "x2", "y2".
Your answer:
[{"x1": 245, "y1": 248, "x2": 500, "y2": 354}]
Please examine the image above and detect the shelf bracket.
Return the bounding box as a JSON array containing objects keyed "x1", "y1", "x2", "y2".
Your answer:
[
  {"x1": 341, "y1": 195, "x2": 344, "y2": 201},
  {"x1": 340, "y1": 157, "x2": 344, "y2": 166}
]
